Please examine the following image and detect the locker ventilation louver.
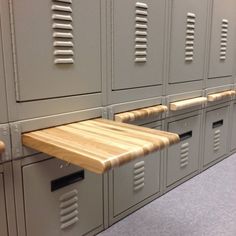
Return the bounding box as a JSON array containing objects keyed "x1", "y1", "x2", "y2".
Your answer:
[
  {"x1": 135, "y1": 2, "x2": 148, "y2": 63},
  {"x1": 213, "y1": 130, "x2": 220, "y2": 152},
  {"x1": 59, "y1": 189, "x2": 79, "y2": 230},
  {"x1": 185, "y1": 13, "x2": 196, "y2": 62},
  {"x1": 220, "y1": 19, "x2": 228, "y2": 61},
  {"x1": 133, "y1": 161, "x2": 145, "y2": 191},
  {"x1": 52, "y1": 0, "x2": 74, "y2": 65},
  {"x1": 180, "y1": 142, "x2": 189, "y2": 168}
]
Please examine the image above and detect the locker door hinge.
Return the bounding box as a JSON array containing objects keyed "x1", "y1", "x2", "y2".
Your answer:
[
  {"x1": 107, "y1": 106, "x2": 114, "y2": 120},
  {"x1": 102, "y1": 107, "x2": 108, "y2": 119},
  {"x1": 10, "y1": 122, "x2": 23, "y2": 159}
]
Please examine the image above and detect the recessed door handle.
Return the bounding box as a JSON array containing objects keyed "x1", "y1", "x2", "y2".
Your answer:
[
  {"x1": 179, "y1": 131, "x2": 193, "y2": 141},
  {"x1": 51, "y1": 170, "x2": 84, "y2": 192},
  {"x1": 212, "y1": 120, "x2": 224, "y2": 129}
]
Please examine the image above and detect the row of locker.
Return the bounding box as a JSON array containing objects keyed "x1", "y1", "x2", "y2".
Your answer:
[
  {"x1": 1, "y1": 100, "x2": 236, "y2": 236},
  {"x1": 1, "y1": 87, "x2": 235, "y2": 164},
  {"x1": 0, "y1": 0, "x2": 236, "y2": 123},
  {"x1": 0, "y1": 0, "x2": 235, "y2": 234}
]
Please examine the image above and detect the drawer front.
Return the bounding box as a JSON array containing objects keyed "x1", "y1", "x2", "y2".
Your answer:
[
  {"x1": 22, "y1": 158, "x2": 103, "y2": 236},
  {"x1": 0, "y1": 173, "x2": 8, "y2": 236},
  {"x1": 112, "y1": 0, "x2": 165, "y2": 90},
  {"x1": 230, "y1": 103, "x2": 236, "y2": 151},
  {"x1": 11, "y1": 0, "x2": 101, "y2": 101},
  {"x1": 204, "y1": 106, "x2": 229, "y2": 165},
  {"x1": 113, "y1": 152, "x2": 160, "y2": 216},
  {"x1": 208, "y1": 0, "x2": 235, "y2": 78},
  {"x1": 168, "y1": 0, "x2": 208, "y2": 84},
  {"x1": 167, "y1": 115, "x2": 201, "y2": 186}
]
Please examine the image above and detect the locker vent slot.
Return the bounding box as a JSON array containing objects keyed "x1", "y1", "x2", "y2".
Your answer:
[
  {"x1": 213, "y1": 130, "x2": 221, "y2": 152},
  {"x1": 135, "y1": 2, "x2": 148, "y2": 63},
  {"x1": 52, "y1": 0, "x2": 74, "y2": 65},
  {"x1": 220, "y1": 19, "x2": 228, "y2": 61},
  {"x1": 185, "y1": 13, "x2": 196, "y2": 62},
  {"x1": 59, "y1": 189, "x2": 79, "y2": 230},
  {"x1": 180, "y1": 143, "x2": 189, "y2": 168},
  {"x1": 133, "y1": 161, "x2": 145, "y2": 191}
]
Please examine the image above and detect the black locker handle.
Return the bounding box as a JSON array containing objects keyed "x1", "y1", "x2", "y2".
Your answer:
[
  {"x1": 51, "y1": 170, "x2": 84, "y2": 192},
  {"x1": 212, "y1": 120, "x2": 224, "y2": 129},
  {"x1": 179, "y1": 131, "x2": 193, "y2": 141}
]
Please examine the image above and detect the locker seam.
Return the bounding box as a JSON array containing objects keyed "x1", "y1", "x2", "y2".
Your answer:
[{"x1": 7, "y1": 0, "x2": 20, "y2": 101}]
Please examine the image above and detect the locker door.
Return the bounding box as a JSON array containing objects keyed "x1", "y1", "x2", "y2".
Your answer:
[
  {"x1": 113, "y1": 152, "x2": 160, "y2": 216},
  {"x1": 0, "y1": 173, "x2": 8, "y2": 236},
  {"x1": 0, "y1": 16, "x2": 7, "y2": 123},
  {"x1": 208, "y1": 0, "x2": 236, "y2": 78},
  {"x1": 22, "y1": 158, "x2": 103, "y2": 236},
  {"x1": 112, "y1": 0, "x2": 165, "y2": 90},
  {"x1": 11, "y1": 0, "x2": 101, "y2": 101},
  {"x1": 167, "y1": 115, "x2": 201, "y2": 186},
  {"x1": 204, "y1": 106, "x2": 229, "y2": 166},
  {"x1": 169, "y1": 0, "x2": 208, "y2": 84},
  {"x1": 230, "y1": 103, "x2": 236, "y2": 151}
]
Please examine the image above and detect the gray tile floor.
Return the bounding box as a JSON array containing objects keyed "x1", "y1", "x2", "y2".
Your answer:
[{"x1": 98, "y1": 154, "x2": 236, "y2": 236}]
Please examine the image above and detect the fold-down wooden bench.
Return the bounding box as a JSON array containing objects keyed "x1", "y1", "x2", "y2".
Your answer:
[
  {"x1": 207, "y1": 90, "x2": 236, "y2": 102},
  {"x1": 22, "y1": 119, "x2": 179, "y2": 174},
  {"x1": 114, "y1": 105, "x2": 168, "y2": 123},
  {"x1": 0, "y1": 141, "x2": 5, "y2": 154}
]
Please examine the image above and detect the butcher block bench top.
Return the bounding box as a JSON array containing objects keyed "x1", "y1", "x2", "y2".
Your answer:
[
  {"x1": 22, "y1": 118, "x2": 179, "y2": 174},
  {"x1": 207, "y1": 90, "x2": 236, "y2": 102},
  {"x1": 114, "y1": 105, "x2": 168, "y2": 123}
]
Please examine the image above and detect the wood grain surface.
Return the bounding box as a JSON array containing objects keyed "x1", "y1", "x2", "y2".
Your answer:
[
  {"x1": 22, "y1": 118, "x2": 179, "y2": 174},
  {"x1": 170, "y1": 97, "x2": 207, "y2": 111},
  {"x1": 207, "y1": 90, "x2": 236, "y2": 102},
  {"x1": 0, "y1": 141, "x2": 5, "y2": 154},
  {"x1": 115, "y1": 105, "x2": 168, "y2": 123}
]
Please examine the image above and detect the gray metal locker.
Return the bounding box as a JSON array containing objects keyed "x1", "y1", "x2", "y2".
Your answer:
[
  {"x1": 0, "y1": 14, "x2": 8, "y2": 123},
  {"x1": 112, "y1": 152, "x2": 160, "y2": 216},
  {"x1": 230, "y1": 102, "x2": 236, "y2": 151},
  {"x1": 21, "y1": 158, "x2": 103, "y2": 236},
  {"x1": 10, "y1": 0, "x2": 101, "y2": 101},
  {"x1": 168, "y1": 0, "x2": 208, "y2": 84},
  {"x1": 203, "y1": 106, "x2": 229, "y2": 166},
  {"x1": 208, "y1": 0, "x2": 236, "y2": 79},
  {"x1": 112, "y1": 0, "x2": 165, "y2": 90},
  {"x1": 0, "y1": 172, "x2": 8, "y2": 236},
  {"x1": 166, "y1": 115, "x2": 201, "y2": 187},
  {"x1": 110, "y1": 123, "x2": 162, "y2": 223}
]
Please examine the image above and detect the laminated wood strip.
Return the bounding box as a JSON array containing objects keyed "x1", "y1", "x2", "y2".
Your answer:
[
  {"x1": 0, "y1": 141, "x2": 5, "y2": 154},
  {"x1": 207, "y1": 90, "x2": 236, "y2": 102},
  {"x1": 114, "y1": 105, "x2": 168, "y2": 123},
  {"x1": 170, "y1": 97, "x2": 207, "y2": 111},
  {"x1": 22, "y1": 119, "x2": 179, "y2": 174}
]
